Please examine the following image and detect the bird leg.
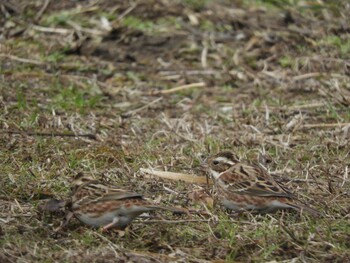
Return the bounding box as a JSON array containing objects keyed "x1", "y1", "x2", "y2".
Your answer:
[{"x1": 101, "y1": 217, "x2": 120, "y2": 232}]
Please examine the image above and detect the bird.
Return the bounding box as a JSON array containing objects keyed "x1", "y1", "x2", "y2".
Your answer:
[
  {"x1": 57, "y1": 173, "x2": 185, "y2": 231},
  {"x1": 204, "y1": 151, "x2": 320, "y2": 216}
]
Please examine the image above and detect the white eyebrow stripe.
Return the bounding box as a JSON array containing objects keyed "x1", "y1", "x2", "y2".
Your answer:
[
  {"x1": 210, "y1": 169, "x2": 221, "y2": 180},
  {"x1": 215, "y1": 157, "x2": 236, "y2": 165}
]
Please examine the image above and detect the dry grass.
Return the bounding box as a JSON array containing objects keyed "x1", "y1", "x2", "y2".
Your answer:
[{"x1": 1, "y1": 0, "x2": 350, "y2": 262}]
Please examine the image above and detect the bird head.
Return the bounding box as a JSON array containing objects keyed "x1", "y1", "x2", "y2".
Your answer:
[
  {"x1": 206, "y1": 151, "x2": 239, "y2": 179},
  {"x1": 71, "y1": 172, "x2": 95, "y2": 190}
]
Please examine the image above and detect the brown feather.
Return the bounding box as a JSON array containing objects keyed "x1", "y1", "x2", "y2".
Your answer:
[{"x1": 207, "y1": 151, "x2": 321, "y2": 216}]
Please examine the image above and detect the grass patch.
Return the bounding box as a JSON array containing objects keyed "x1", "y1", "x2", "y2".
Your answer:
[
  {"x1": 1, "y1": 0, "x2": 349, "y2": 262},
  {"x1": 52, "y1": 84, "x2": 102, "y2": 113},
  {"x1": 318, "y1": 35, "x2": 350, "y2": 59}
]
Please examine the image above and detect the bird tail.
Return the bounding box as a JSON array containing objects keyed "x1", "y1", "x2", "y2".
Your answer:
[
  {"x1": 288, "y1": 201, "x2": 322, "y2": 217},
  {"x1": 146, "y1": 205, "x2": 189, "y2": 215}
]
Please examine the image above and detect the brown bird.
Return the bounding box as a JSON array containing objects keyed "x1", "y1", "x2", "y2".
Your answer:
[
  {"x1": 205, "y1": 151, "x2": 320, "y2": 216},
  {"x1": 57, "y1": 173, "x2": 184, "y2": 231}
]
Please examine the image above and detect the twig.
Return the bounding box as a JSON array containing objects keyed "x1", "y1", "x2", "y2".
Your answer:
[
  {"x1": 92, "y1": 231, "x2": 121, "y2": 257},
  {"x1": 302, "y1": 123, "x2": 350, "y2": 129},
  {"x1": 27, "y1": 168, "x2": 37, "y2": 178},
  {"x1": 0, "y1": 130, "x2": 97, "y2": 140},
  {"x1": 264, "y1": 102, "x2": 270, "y2": 125},
  {"x1": 292, "y1": 72, "x2": 348, "y2": 81},
  {"x1": 116, "y1": 2, "x2": 137, "y2": 21},
  {"x1": 162, "y1": 186, "x2": 179, "y2": 195},
  {"x1": 155, "y1": 82, "x2": 206, "y2": 95},
  {"x1": 159, "y1": 70, "x2": 218, "y2": 76},
  {"x1": 201, "y1": 46, "x2": 208, "y2": 68},
  {"x1": 0, "y1": 213, "x2": 33, "y2": 218},
  {"x1": 250, "y1": 102, "x2": 326, "y2": 112},
  {"x1": 123, "y1": 97, "x2": 162, "y2": 117},
  {"x1": 66, "y1": 20, "x2": 105, "y2": 36},
  {"x1": 35, "y1": 0, "x2": 51, "y2": 21},
  {"x1": 4, "y1": 71, "x2": 121, "y2": 95},
  {"x1": 264, "y1": 139, "x2": 293, "y2": 150},
  {"x1": 32, "y1": 25, "x2": 72, "y2": 34},
  {"x1": 286, "y1": 102, "x2": 326, "y2": 110},
  {"x1": 14, "y1": 199, "x2": 24, "y2": 213},
  {"x1": 292, "y1": 72, "x2": 323, "y2": 81},
  {"x1": 139, "y1": 219, "x2": 213, "y2": 224},
  {"x1": 341, "y1": 166, "x2": 348, "y2": 187},
  {"x1": 138, "y1": 219, "x2": 238, "y2": 224},
  {"x1": 0, "y1": 54, "x2": 44, "y2": 65},
  {"x1": 279, "y1": 221, "x2": 303, "y2": 245},
  {"x1": 140, "y1": 168, "x2": 211, "y2": 184}
]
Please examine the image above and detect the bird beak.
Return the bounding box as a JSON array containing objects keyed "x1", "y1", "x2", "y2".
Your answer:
[
  {"x1": 199, "y1": 161, "x2": 211, "y2": 185},
  {"x1": 200, "y1": 161, "x2": 209, "y2": 170}
]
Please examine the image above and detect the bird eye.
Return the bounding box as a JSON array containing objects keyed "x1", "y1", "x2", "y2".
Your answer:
[{"x1": 213, "y1": 160, "x2": 219, "y2": 165}]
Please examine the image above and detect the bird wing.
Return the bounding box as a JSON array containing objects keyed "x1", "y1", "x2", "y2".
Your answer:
[
  {"x1": 99, "y1": 187, "x2": 143, "y2": 201},
  {"x1": 227, "y1": 181, "x2": 294, "y2": 198},
  {"x1": 219, "y1": 163, "x2": 295, "y2": 198},
  {"x1": 74, "y1": 181, "x2": 143, "y2": 203}
]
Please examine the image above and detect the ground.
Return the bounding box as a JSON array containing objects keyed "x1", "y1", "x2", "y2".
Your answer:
[{"x1": 0, "y1": 0, "x2": 350, "y2": 262}]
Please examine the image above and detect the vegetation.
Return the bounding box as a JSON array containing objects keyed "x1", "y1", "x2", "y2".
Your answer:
[{"x1": 0, "y1": 0, "x2": 349, "y2": 262}]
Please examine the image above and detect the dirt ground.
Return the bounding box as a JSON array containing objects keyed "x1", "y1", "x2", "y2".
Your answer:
[{"x1": 1, "y1": 0, "x2": 350, "y2": 262}]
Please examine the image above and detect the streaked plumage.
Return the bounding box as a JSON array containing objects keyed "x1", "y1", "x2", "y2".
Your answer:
[
  {"x1": 206, "y1": 151, "x2": 320, "y2": 216},
  {"x1": 63, "y1": 173, "x2": 182, "y2": 230}
]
